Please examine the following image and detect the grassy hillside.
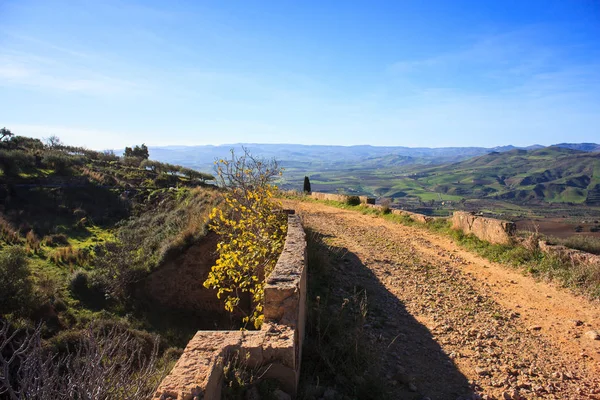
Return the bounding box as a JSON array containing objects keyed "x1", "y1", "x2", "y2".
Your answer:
[
  {"x1": 0, "y1": 134, "x2": 218, "y2": 351},
  {"x1": 411, "y1": 147, "x2": 600, "y2": 204},
  {"x1": 282, "y1": 147, "x2": 600, "y2": 209}
]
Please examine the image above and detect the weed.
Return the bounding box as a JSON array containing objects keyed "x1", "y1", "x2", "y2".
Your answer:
[
  {"x1": 25, "y1": 230, "x2": 41, "y2": 253},
  {"x1": 221, "y1": 350, "x2": 278, "y2": 399},
  {"x1": 43, "y1": 234, "x2": 70, "y2": 247},
  {"x1": 346, "y1": 195, "x2": 361, "y2": 206},
  {"x1": 299, "y1": 230, "x2": 389, "y2": 399},
  {"x1": 50, "y1": 246, "x2": 88, "y2": 266},
  {"x1": 0, "y1": 215, "x2": 21, "y2": 244}
]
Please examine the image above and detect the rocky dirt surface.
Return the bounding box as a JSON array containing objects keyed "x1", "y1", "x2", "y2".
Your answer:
[{"x1": 285, "y1": 200, "x2": 600, "y2": 400}]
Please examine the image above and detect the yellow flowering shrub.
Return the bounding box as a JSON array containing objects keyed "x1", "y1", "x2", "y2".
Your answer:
[{"x1": 203, "y1": 149, "x2": 287, "y2": 329}]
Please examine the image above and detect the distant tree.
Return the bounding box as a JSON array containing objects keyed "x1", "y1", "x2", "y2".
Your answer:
[
  {"x1": 3, "y1": 136, "x2": 44, "y2": 151},
  {"x1": 45, "y1": 135, "x2": 62, "y2": 148},
  {"x1": 124, "y1": 144, "x2": 149, "y2": 160},
  {"x1": 42, "y1": 151, "x2": 82, "y2": 174},
  {"x1": 0, "y1": 127, "x2": 13, "y2": 141},
  {"x1": 121, "y1": 156, "x2": 144, "y2": 167},
  {"x1": 99, "y1": 150, "x2": 118, "y2": 162},
  {"x1": 303, "y1": 176, "x2": 311, "y2": 193},
  {"x1": 140, "y1": 159, "x2": 163, "y2": 173},
  {"x1": 180, "y1": 167, "x2": 215, "y2": 182},
  {"x1": 163, "y1": 163, "x2": 182, "y2": 176}
]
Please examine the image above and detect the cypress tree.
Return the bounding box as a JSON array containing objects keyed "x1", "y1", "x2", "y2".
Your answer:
[{"x1": 303, "y1": 176, "x2": 311, "y2": 193}]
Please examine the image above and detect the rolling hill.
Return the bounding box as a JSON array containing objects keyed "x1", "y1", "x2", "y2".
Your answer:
[
  {"x1": 402, "y1": 147, "x2": 600, "y2": 204},
  {"x1": 148, "y1": 143, "x2": 600, "y2": 205}
]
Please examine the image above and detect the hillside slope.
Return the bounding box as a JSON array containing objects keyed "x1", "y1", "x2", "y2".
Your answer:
[
  {"x1": 406, "y1": 147, "x2": 600, "y2": 204},
  {"x1": 1, "y1": 135, "x2": 219, "y2": 349}
]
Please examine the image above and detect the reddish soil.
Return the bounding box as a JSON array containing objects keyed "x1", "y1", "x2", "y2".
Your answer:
[{"x1": 286, "y1": 199, "x2": 600, "y2": 399}]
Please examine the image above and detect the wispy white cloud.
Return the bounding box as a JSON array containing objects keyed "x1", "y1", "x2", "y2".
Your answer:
[
  {"x1": 0, "y1": 61, "x2": 143, "y2": 95},
  {"x1": 0, "y1": 34, "x2": 147, "y2": 96}
]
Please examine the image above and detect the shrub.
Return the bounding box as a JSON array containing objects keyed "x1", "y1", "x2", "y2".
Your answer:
[
  {"x1": 204, "y1": 148, "x2": 287, "y2": 328},
  {"x1": 380, "y1": 198, "x2": 392, "y2": 214},
  {"x1": 25, "y1": 230, "x2": 41, "y2": 253},
  {"x1": 68, "y1": 270, "x2": 108, "y2": 309},
  {"x1": 0, "y1": 215, "x2": 21, "y2": 244},
  {"x1": 50, "y1": 247, "x2": 88, "y2": 266},
  {"x1": 42, "y1": 151, "x2": 83, "y2": 174},
  {"x1": 0, "y1": 246, "x2": 33, "y2": 314},
  {"x1": 1, "y1": 321, "x2": 169, "y2": 399},
  {"x1": 0, "y1": 149, "x2": 35, "y2": 175},
  {"x1": 121, "y1": 156, "x2": 144, "y2": 167},
  {"x1": 346, "y1": 195, "x2": 361, "y2": 206},
  {"x1": 42, "y1": 234, "x2": 69, "y2": 247},
  {"x1": 69, "y1": 270, "x2": 90, "y2": 298},
  {"x1": 53, "y1": 298, "x2": 68, "y2": 312}
]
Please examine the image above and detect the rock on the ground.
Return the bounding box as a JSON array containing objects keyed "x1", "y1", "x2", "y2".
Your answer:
[{"x1": 584, "y1": 330, "x2": 600, "y2": 340}]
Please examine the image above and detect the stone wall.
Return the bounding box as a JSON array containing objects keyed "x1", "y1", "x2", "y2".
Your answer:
[
  {"x1": 451, "y1": 211, "x2": 516, "y2": 245},
  {"x1": 362, "y1": 203, "x2": 441, "y2": 224},
  {"x1": 153, "y1": 214, "x2": 307, "y2": 400},
  {"x1": 538, "y1": 240, "x2": 600, "y2": 266},
  {"x1": 390, "y1": 208, "x2": 439, "y2": 224},
  {"x1": 310, "y1": 191, "x2": 375, "y2": 205}
]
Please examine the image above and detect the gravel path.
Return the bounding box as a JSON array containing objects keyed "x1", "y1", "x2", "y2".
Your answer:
[{"x1": 287, "y1": 200, "x2": 600, "y2": 400}]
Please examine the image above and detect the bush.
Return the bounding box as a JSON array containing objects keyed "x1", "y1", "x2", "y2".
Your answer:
[
  {"x1": 50, "y1": 247, "x2": 88, "y2": 266},
  {"x1": 43, "y1": 234, "x2": 70, "y2": 247},
  {"x1": 0, "y1": 149, "x2": 35, "y2": 175},
  {"x1": 380, "y1": 198, "x2": 392, "y2": 214},
  {"x1": 69, "y1": 270, "x2": 90, "y2": 298},
  {"x1": 0, "y1": 215, "x2": 21, "y2": 244},
  {"x1": 204, "y1": 148, "x2": 287, "y2": 328},
  {"x1": 68, "y1": 270, "x2": 107, "y2": 309},
  {"x1": 25, "y1": 230, "x2": 40, "y2": 253},
  {"x1": 0, "y1": 321, "x2": 169, "y2": 399},
  {"x1": 121, "y1": 156, "x2": 144, "y2": 167},
  {"x1": 42, "y1": 151, "x2": 83, "y2": 174},
  {"x1": 0, "y1": 246, "x2": 34, "y2": 314},
  {"x1": 346, "y1": 196, "x2": 361, "y2": 206}
]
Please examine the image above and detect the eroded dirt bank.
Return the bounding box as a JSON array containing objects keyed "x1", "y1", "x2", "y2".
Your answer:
[{"x1": 286, "y1": 200, "x2": 600, "y2": 400}]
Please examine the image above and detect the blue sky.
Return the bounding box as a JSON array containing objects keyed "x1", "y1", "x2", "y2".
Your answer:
[{"x1": 1, "y1": 0, "x2": 599, "y2": 150}]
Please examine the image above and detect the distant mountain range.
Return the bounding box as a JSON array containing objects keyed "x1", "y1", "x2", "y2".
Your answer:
[
  {"x1": 148, "y1": 142, "x2": 600, "y2": 204},
  {"x1": 148, "y1": 142, "x2": 600, "y2": 174}
]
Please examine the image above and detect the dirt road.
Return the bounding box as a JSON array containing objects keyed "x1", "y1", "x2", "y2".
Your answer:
[{"x1": 286, "y1": 200, "x2": 600, "y2": 400}]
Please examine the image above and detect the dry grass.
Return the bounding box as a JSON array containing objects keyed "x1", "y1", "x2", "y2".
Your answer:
[
  {"x1": 0, "y1": 215, "x2": 21, "y2": 244},
  {"x1": 50, "y1": 246, "x2": 89, "y2": 266}
]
